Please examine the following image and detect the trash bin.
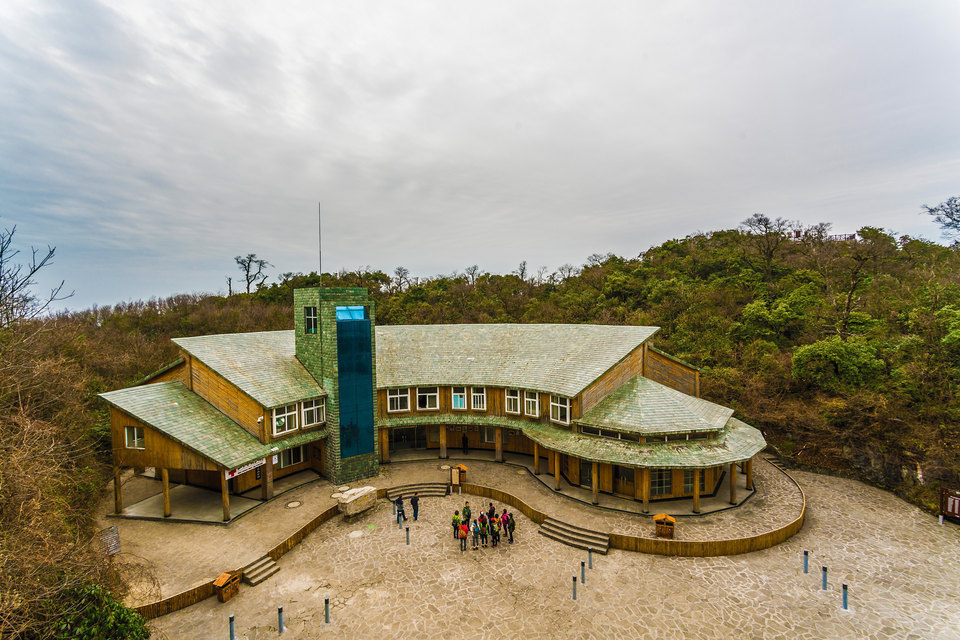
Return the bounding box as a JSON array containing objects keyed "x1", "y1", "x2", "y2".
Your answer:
[
  {"x1": 654, "y1": 514, "x2": 676, "y2": 539},
  {"x1": 214, "y1": 570, "x2": 242, "y2": 602}
]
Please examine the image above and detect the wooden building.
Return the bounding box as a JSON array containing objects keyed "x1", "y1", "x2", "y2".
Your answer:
[{"x1": 100, "y1": 287, "x2": 765, "y2": 522}]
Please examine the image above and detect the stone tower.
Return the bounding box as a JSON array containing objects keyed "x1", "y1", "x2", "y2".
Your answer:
[{"x1": 294, "y1": 287, "x2": 379, "y2": 484}]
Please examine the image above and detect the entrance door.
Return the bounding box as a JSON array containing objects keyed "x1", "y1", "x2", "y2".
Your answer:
[
  {"x1": 390, "y1": 426, "x2": 427, "y2": 450},
  {"x1": 614, "y1": 465, "x2": 634, "y2": 496},
  {"x1": 580, "y1": 459, "x2": 592, "y2": 488}
]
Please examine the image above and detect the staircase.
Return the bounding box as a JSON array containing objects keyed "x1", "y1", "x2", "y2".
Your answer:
[
  {"x1": 242, "y1": 555, "x2": 280, "y2": 586},
  {"x1": 538, "y1": 518, "x2": 610, "y2": 554},
  {"x1": 386, "y1": 482, "x2": 449, "y2": 501}
]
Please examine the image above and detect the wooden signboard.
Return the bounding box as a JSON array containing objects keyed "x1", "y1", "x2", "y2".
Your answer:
[{"x1": 941, "y1": 487, "x2": 960, "y2": 519}]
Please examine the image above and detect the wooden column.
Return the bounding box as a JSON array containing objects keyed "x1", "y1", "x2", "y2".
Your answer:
[
  {"x1": 746, "y1": 458, "x2": 754, "y2": 491},
  {"x1": 728, "y1": 462, "x2": 737, "y2": 505},
  {"x1": 591, "y1": 461, "x2": 599, "y2": 505},
  {"x1": 634, "y1": 468, "x2": 642, "y2": 501},
  {"x1": 533, "y1": 441, "x2": 540, "y2": 474},
  {"x1": 642, "y1": 468, "x2": 650, "y2": 513},
  {"x1": 113, "y1": 466, "x2": 123, "y2": 514},
  {"x1": 161, "y1": 468, "x2": 171, "y2": 517},
  {"x1": 439, "y1": 425, "x2": 447, "y2": 459},
  {"x1": 495, "y1": 427, "x2": 503, "y2": 463},
  {"x1": 554, "y1": 452, "x2": 561, "y2": 490},
  {"x1": 692, "y1": 468, "x2": 700, "y2": 514},
  {"x1": 382, "y1": 429, "x2": 391, "y2": 463},
  {"x1": 260, "y1": 455, "x2": 274, "y2": 500},
  {"x1": 221, "y1": 471, "x2": 231, "y2": 522}
]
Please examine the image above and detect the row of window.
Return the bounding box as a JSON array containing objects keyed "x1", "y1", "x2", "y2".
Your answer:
[
  {"x1": 272, "y1": 398, "x2": 326, "y2": 437},
  {"x1": 580, "y1": 426, "x2": 713, "y2": 443},
  {"x1": 650, "y1": 469, "x2": 709, "y2": 495},
  {"x1": 386, "y1": 387, "x2": 571, "y2": 425}
]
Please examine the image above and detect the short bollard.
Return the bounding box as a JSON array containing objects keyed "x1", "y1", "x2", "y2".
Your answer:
[
  {"x1": 278, "y1": 606, "x2": 284, "y2": 634},
  {"x1": 581, "y1": 561, "x2": 586, "y2": 586},
  {"x1": 572, "y1": 575, "x2": 577, "y2": 601},
  {"x1": 588, "y1": 547, "x2": 593, "y2": 569},
  {"x1": 458, "y1": 486, "x2": 462, "y2": 495},
  {"x1": 392, "y1": 502, "x2": 396, "y2": 515},
  {"x1": 803, "y1": 549, "x2": 809, "y2": 573},
  {"x1": 939, "y1": 515, "x2": 944, "y2": 525},
  {"x1": 324, "y1": 597, "x2": 330, "y2": 623},
  {"x1": 842, "y1": 583, "x2": 849, "y2": 610},
  {"x1": 229, "y1": 614, "x2": 235, "y2": 640},
  {"x1": 821, "y1": 566, "x2": 828, "y2": 591},
  {"x1": 406, "y1": 527, "x2": 410, "y2": 545}
]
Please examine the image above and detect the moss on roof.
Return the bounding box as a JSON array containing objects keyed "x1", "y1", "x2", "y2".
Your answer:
[
  {"x1": 173, "y1": 331, "x2": 325, "y2": 409},
  {"x1": 375, "y1": 324, "x2": 658, "y2": 397},
  {"x1": 575, "y1": 376, "x2": 733, "y2": 435},
  {"x1": 99, "y1": 381, "x2": 326, "y2": 469}
]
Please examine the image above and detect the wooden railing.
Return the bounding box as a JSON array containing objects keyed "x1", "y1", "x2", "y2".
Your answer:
[{"x1": 134, "y1": 580, "x2": 215, "y2": 619}]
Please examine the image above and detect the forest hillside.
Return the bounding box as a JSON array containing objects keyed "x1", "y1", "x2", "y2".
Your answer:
[{"x1": 2, "y1": 217, "x2": 958, "y2": 637}]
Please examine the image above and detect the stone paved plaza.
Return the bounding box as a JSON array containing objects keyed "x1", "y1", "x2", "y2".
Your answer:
[{"x1": 112, "y1": 459, "x2": 960, "y2": 639}]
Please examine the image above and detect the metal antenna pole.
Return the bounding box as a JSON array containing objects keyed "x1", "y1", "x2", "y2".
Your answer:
[{"x1": 318, "y1": 202, "x2": 322, "y2": 287}]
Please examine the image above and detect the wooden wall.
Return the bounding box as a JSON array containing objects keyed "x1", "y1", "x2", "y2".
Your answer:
[
  {"x1": 579, "y1": 345, "x2": 645, "y2": 414},
  {"x1": 142, "y1": 360, "x2": 188, "y2": 385},
  {"x1": 189, "y1": 357, "x2": 266, "y2": 441},
  {"x1": 643, "y1": 347, "x2": 699, "y2": 396},
  {"x1": 110, "y1": 408, "x2": 219, "y2": 472}
]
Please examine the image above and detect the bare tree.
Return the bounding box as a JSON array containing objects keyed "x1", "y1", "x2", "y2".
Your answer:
[
  {"x1": 739, "y1": 213, "x2": 799, "y2": 282},
  {"x1": 393, "y1": 266, "x2": 410, "y2": 292},
  {"x1": 534, "y1": 265, "x2": 549, "y2": 285},
  {"x1": 464, "y1": 264, "x2": 480, "y2": 285},
  {"x1": 514, "y1": 260, "x2": 528, "y2": 281},
  {"x1": 225, "y1": 276, "x2": 233, "y2": 296},
  {"x1": 556, "y1": 263, "x2": 578, "y2": 280},
  {"x1": 0, "y1": 224, "x2": 71, "y2": 328},
  {"x1": 234, "y1": 254, "x2": 272, "y2": 293}
]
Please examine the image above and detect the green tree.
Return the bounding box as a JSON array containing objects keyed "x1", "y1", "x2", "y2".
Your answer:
[{"x1": 791, "y1": 336, "x2": 885, "y2": 393}]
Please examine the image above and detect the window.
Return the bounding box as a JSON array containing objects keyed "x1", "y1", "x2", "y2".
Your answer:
[
  {"x1": 124, "y1": 426, "x2": 144, "y2": 449},
  {"x1": 304, "y1": 307, "x2": 318, "y2": 334},
  {"x1": 550, "y1": 395, "x2": 570, "y2": 425},
  {"x1": 452, "y1": 387, "x2": 467, "y2": 410},
  {"x1": 652, "y1": 469, "x2": 672, "y2": 496},
  {"x1": 505, "y1": 389, "x2": 520, "y2": 414},
  {"x1": 279, "y1": 445, "x2": 305, "y2": 468},
  {"x1": 484, "y1": 427, "x2": 496, "y2": 443},
  {"x1": 471, "y1": 387, "x2": 486, "y2": 411},
  {"x1": 417, "y1": 387, "x2": 439, "y2": 411},
  {"x1": 302, "y1": 398, "x2": 325, "y2": 427},
  {"x1": 581, "y1": 426, "x2": 600, "y2": 436},
  {"x1": 524, "y1": 391, "x2": 540, "y2": 417},
  {"x1": 684, "y1": 469, "x2": 708, "y2": 493},
  {"x1": 273, "y1": 404, "x2": 298, "y2": 436},
  {"x1": 387, "y1": 389, "x2": 410, "y2": 413}
]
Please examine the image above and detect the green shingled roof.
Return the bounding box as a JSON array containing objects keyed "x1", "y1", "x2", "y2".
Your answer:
[
  {"x1": 375, "y1": 324, "x2": 658, "y2": 397},
  {"x1": 173, "y1": 331, "x2": 325, "y2": 409},
  {"x1": 99, "y1": 381, "x2": 326, "y2": 470},
  {"x1": 379, "y1": 411, "x2": 764, "y2": 469},
  {"x1": 575, "y1": 376, "x2": 734, "y2": 436}
]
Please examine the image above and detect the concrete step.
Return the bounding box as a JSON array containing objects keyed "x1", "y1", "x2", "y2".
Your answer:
[
  {"x1": 538, "y1": 519, "x2": 609, "y2": 554},
  {"x1": 542, "y1": 518, "x2": 610, "y2": 546},
  {"x1": 242, "y1": 555, "x2": 280, "y2": 586},
  {"x1": 387, "y1": 483, "x2": 449, "y2": 500}
]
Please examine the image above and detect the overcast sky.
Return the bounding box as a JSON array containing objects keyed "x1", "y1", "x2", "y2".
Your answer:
[{"x1": 2, "y1": 1, "x2": 958, "y2": 310}]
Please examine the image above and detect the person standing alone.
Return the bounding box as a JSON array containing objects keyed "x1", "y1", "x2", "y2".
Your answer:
[{"x1": 411, "y1": 492, "x2": 420, "y2": 521}]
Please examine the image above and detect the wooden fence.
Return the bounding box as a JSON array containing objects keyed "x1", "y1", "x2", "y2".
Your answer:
[{"x1": 134, "y1": 580, "x2": 215, "y2": 619}]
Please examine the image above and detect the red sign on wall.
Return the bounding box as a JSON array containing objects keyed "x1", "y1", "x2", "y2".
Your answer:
[{"x1": 941, "y1": 487, "x2": 960, "y2": 518}]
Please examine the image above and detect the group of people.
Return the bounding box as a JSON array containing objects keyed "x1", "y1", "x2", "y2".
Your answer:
[
  {"x1": 452, "y1": 501, "x2": 516, "y2": 553},
  {"x1": 393, "y1": 492, "x2": 419, "y2": 523}
]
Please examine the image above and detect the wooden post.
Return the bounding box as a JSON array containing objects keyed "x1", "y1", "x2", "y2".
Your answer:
[
  {"x1": 260, "y1": 455, "x2": 274, "y2": 500},
  {"x1": 161, "y1": 467, "x2": 171, "y2": 517},
  {"x1": 554, "y1": 452, "x2": 561, "y2": 491},
  {"x1": 221, "y1": 471, "x2": 231, "y2": 522},
  {"x1": 634, "y1": 468, "x2": 641, "y2": 501},
  {"x1": 114, "y1": 466, "x2": 123, "y2": 514},
  {"x1": 591, "y1": 461, "x2": 599, "y2": 505},
  {"x1": 746, "y1": 457, "x2": 754, "y2": 491},
  {"x1": 729, "y1": 462, "x2": 737, "y2": 505},
  {"x1": 533, "y1": 442, "x2": 540, "y2": 474},
  {"x1": 692, "y1": 468, "x2": 700, "y2": 514},
  {"x1": 439, "y1": 425, "x2": 447, "y2": 459},
  {"x1": 382, "y1": 429, "x2": 391, "y2": 463},
  {"x1": 495, "y1": 427, "x2": 503, "y2": 462},
  {"x1": 642, "y1": 468, "x2": 650, "y2": 513}
]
